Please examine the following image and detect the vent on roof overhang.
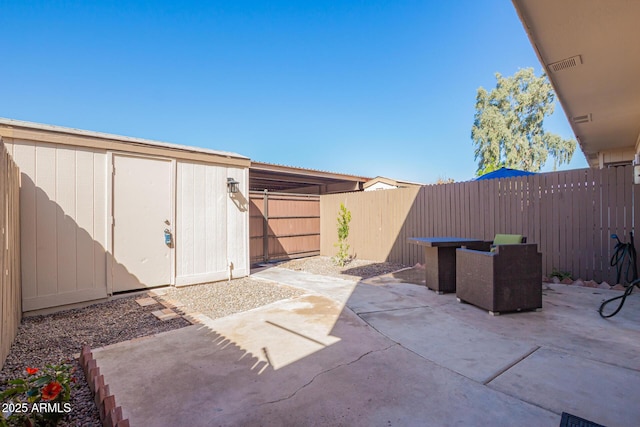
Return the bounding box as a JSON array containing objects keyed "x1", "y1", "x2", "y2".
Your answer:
[
  {"x1": 548, "y1": 55, "x2": 582, "y2": 73},
  {"x1": 572, "y1": 114, "x2": 592, "y2": 124}
]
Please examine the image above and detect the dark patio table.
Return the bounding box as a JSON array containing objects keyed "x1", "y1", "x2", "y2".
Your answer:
[{"x1": 408, "y1": 237, "x2": 484, "y2": 294}]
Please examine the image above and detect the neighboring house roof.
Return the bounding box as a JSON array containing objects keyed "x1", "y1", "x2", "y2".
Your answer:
[
  {"x1": 512, "y1": 0, "x2": 640, "y2": 167},
  {"x1": 250, "y1": 161, "x2": 372, "y2": 194},
  {"x1": 0, "y1": 117, "x2": 250, "y2": 167},
  {"x1": 363, "y1": 176, "x2": 423, "y2": 190},
  {"x1": 475, "y1": 167, "x2": 536, "y2": 181}
]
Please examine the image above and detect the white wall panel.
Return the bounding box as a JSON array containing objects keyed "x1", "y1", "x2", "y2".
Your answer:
[
  {"x1": 209, "y1": 166, "x2": 228, "y2": 273},
  {"x1": 56, "y1": 147, "x2": 77, "y2": 293},
  {"x1": 93, "y1": 153, "x2": 107, "y2": 291},
  {"x1": 8, "y1": 141, "x2": 37, "y2": 300},
  {"x1": 7, "y1": 140, "x2": 108, "y2": 311},
  {"x1": 76, "y1": 149, "x2": 95, "y2": 290},
  {"x1": 35, "y1": 144, "x2": 58, "y2": 298},
  {"x1": 227, "y1": 166, "x2": 249, "y2": 278},
  {"x1": 176, "y1": 161, "x2": 241, "y2": 285}
]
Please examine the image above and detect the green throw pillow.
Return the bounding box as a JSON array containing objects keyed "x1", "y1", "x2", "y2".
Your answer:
[{"x1": 493, "y1": 234, "x2": 523, "y2": 245}]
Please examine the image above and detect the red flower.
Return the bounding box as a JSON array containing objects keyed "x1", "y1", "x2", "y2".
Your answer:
[
  {"x1": 25, "y1": 367, "x2": 39, "y2": 375},
  {"x1": 41, "y1": 381, "x2": 63, "y2": 401}
]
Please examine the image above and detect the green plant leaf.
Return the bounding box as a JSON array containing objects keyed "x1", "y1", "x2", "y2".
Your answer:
[{"x1": 33, "y1": 375, "x2": 52, "y2": 387}]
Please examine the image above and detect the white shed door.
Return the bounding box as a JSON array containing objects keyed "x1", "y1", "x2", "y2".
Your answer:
[{"x1": 112, "y1": 155, "x2": 172, "y2": 292}]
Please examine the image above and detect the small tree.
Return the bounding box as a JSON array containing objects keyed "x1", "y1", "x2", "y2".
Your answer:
[{"x1": 333, "y1": 203, "x2": 352, "y2": 267}]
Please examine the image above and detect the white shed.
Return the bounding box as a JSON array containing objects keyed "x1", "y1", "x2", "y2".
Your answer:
[{"x1": 0, "y1": 118, "x2": 250, "y2": 312}]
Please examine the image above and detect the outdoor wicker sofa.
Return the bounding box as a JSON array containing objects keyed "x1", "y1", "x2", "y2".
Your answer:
[{"x1": 455, "y1": 235, "x2": 542, "y2": 315}]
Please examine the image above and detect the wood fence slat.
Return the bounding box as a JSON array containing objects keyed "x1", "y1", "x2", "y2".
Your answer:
[
  {"x1": 510, "y1": 178, "x2": 517, "y2": 233},
  {"x1": 540, "y1": 173, "x2": 550, "y2": 275},
  {"x1": 587, "y1": 169, "x2": 595, "y2": 280},
  {"x1": 510, "y1": 179, "x2": 516, "y2": 236},
  {"x1": 504, "y1": 179, "x2": 510, "y2": 233},
  {"x1": 436, "y1": 184, "x2": 443, "y2": 236},
  {"x1": 623, "y1": 166, "x2": 632, "y2": 238},
  {"x1": 529, "y1": 176, "x2": 534, "y2": 241},
  {"x1": 635, "y1": 175, "x2": 640, "y2": 250},
  {"x1": 469, "y1": 181, "x2": 477, "y2": 238},
  {"x1": 1, "y1": 140, "x2": 22, "y2": 370},
  {"x1": 570, "y1": 170, "x2": 583, "y2": 279},
  {"x1": 594, "y1": 168, "x2": 602, "y2": 280},
  {"x1": 465, "y1": 181, "x2": 472, "y2": 237},
  {"x1": 469, "y1": 182, "x2": 475, "y2": 236},
  {"x1": 454, "y1": 182, "x2": 461, "y2": 236},
  {"x1": 558, "y1": 172, "x2": 568, "y2": 273},
  {"x1": 523, "y1": 176, "x2": 530, "y2": 243},
  {"x1": 448, "y1": 183, "x2": 453, "y2": 235},
  {"x1": 480, "y1": 181, "x2": 487, "y2": 238},
  {"x1": 492, "y1": 178, "x2": 499, "y2": 239},
  {"x1": 615, "y1": 166, "x2": 625, "y2": 242}
]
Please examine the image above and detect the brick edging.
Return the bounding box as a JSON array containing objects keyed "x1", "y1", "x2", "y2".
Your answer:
[{"x1": 79, "y1": 346, "x2": 130, "y2": 427}]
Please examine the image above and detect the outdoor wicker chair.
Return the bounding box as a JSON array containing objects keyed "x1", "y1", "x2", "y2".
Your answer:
[{"x1": 455, "y1": 235, "x2": 542, "y2": 315}]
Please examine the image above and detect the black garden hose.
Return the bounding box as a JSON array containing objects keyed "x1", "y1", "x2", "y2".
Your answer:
[
  {"x1": 598, "y1": 279, "x2": 639, "y2": 318},
  {"x1": 599, "y1": 232, "x2": 639, "y2": 319},
  {"x1": 609, "y1": 232, "x2": 638, "y2": 285}
]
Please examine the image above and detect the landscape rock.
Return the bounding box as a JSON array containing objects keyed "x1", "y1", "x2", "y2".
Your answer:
[
  {"x1": 572, "y1": 280, "x2": 585, "y2": 287},
  {"x1": 552, "y1": 276, "x2": 561, "y2": 284},
  {"x1": 542, "y1": 276, "x2": 550, "y2": 283},
  {"x1": 561, "y1": 278, "x2": 573, "y2": 285},
  {"x1": 612, "y1": 284, "x2": 626, "y2": 291},
  {"x1": 598, "y1": 282, "x2": 612, "y2": 289},
  {"x1": 584, "y1": 280, "x2": 598, "y2": 288}
]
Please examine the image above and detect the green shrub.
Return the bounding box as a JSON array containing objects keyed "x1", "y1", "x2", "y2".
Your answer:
[{"x1": 333, "y1": 203, "x2": 352, "y2": 267}]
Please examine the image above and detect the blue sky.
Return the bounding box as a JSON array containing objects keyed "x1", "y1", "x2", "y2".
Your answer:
[{"x1": 0, "y1": 0, "x2": 588, "y2": 183}]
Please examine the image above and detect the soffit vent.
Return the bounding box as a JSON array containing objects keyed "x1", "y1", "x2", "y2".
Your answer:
[
  {"x1": 572, "y1": 113, "x2": 592, "y2": 124},
  {"x1": 548, "y1": 55, "x2": 583, "y2": 73}
]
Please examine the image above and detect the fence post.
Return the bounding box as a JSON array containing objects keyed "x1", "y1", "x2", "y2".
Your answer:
[{"x1": 263, "y1": 190, "x2": 269, "y2": 263}]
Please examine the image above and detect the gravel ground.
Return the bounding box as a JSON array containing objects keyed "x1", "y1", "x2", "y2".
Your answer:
[
  {"x1": 277, "y1": 255, "x2": 409, "y2": 280},
  {"x1": 1, "y1": 256, "x2": 403, "y2": 426},
  {"x1": 161, "y1": 276, "x2": 306, "y2": 319},
  {"x1": 0, "y1": 296, "x2": 190, "y2": 426}
]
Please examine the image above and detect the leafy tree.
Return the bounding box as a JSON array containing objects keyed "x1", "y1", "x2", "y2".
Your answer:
[{"x1": 471, "y1": 68, "x2": 576, "y2": 175}]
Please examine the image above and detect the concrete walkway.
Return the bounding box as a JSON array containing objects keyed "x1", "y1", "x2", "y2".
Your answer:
[{"x1": 93, "y1": 268, "x2": 640, "y2": 426}]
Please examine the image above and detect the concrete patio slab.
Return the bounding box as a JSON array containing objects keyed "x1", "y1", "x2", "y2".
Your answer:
[
  {"x1": 93, "y1": 306, "x2": 556, "y2": 427},
  {"x1": 361, "y1": 306, "x2": 538, "y2": 383},
  {"x1": 253, "y1": 268, "x2": 357, "y2": 305},
  {"x1": 489, "y1": 347, "x2": 640, "y2": 427},
  {"x1": 92, "y1": 267, "x2": 640, "y2": 426},
  {"x1": 347, "y1": 281, "x2": 434, "y2": 314},
  {"x1": 218, "y1": 344, "x2": 557, "y2": 427},
  {"x1": 191, "y1": 294, "x2": 346, "y2": 370}
]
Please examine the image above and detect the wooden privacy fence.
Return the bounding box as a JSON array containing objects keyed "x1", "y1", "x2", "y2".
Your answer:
[
  {"x1": 250, "y1": 191, "x2": 320, "y2": 263},
  {"x1": 321, "y1": 166, "x2": 639, "y2": 284},
  {"x1": 1, "y1": 138, "x2": 21, "y2": 369}
]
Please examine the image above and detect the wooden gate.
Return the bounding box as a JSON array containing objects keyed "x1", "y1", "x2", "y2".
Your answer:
[{"x1": 250, "y1": 191, "x2": 320, "y2": 263}]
